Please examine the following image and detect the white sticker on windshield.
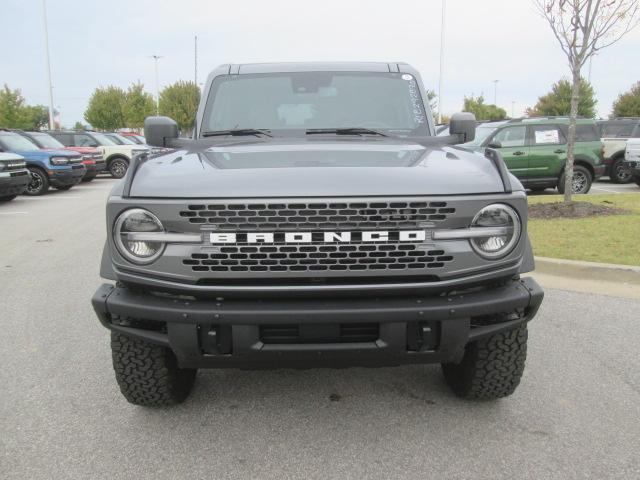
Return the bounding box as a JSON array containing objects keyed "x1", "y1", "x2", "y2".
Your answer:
[
  {"x1": 407, "y1": 79, "x2": 426, "y2": 124},
  {"x1": 534, "y1": 129, "x2": 560, "y2": 144},
  {"x1": 402, "y1": 74, "x2": 413, "y2": 81}
]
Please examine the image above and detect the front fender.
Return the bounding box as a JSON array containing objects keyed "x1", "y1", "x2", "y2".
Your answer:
[
  {"x1": 518, "y1": 235, "x2": 535, "y2": 274},
  {"x1": 100, "y1": 241, "x2": 117, "y2": 280}
]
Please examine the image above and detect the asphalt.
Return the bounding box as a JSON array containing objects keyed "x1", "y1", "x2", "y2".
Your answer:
[
  {"x1": 1, "y1": 178, "x2": 639, "y2": 480},
  {"x1": 529, "y1": 177, "x2": 640, "y2": 195}
]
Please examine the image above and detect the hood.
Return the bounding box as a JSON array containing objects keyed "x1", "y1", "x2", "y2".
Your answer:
[
  {"x1": 129, "y1": 138, "x2": 508, "y2": 198},
  {"x1": 0, "y1": 152, "x2": 25, "y2": 162},
  {"x1": 62, "y1": 146, "x2": 100, "y2": 154},
  {"x1": 13, "y1": 149, "x2": 77, "y2": 160}
]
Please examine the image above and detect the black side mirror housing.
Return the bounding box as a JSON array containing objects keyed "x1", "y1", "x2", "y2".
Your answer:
[
  {"x1": 488, "y1": 140, "x2": 502, "y2": 149},
  {"x1": 449, "y1": 112, "x2": 476, "y2": 143},
  {"x1": 144, "y1": 116, "x2": 179, "y2": 147}
]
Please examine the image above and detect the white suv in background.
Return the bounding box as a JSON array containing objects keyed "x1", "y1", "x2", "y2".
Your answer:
[{"x1": 48, "y1": 130, "x2": 149, "y2": 179}]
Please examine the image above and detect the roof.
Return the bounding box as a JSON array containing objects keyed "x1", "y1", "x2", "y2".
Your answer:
[
  {"x1": 228, "y1": 62, "x2": 409, "y2": 74},
  {"x1": 507, "y1": 117, "x2": 598, "y2": 125}
]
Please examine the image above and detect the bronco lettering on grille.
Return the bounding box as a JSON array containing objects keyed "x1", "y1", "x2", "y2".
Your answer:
[{"x1": 209, "y1": 230, "x2": 427, "y2": 244}]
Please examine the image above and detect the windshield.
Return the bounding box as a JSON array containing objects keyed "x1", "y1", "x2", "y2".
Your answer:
[
  {"x1": 30, "y1": 132, "x2": 65, "y2": 149},
  {"x1": 0, "y1": 133, "x2": 41, "y2": 151},
  {"x1": 462, "y1": 125, "x2": 499, "y2": 147},
  {"x1": 202, "y1": 72, "x2": 429, "y2": 136},
  {"x1": 92, "y1": 133, "x2": 117, "y2": 146},
  {"x1": 109, "y1": 133, "x2": 136, "y2": 145}
]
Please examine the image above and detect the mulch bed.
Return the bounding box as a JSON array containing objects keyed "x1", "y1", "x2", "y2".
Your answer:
[{"x1": 528, "y1": 201, "x2": 628, "y2": 220}]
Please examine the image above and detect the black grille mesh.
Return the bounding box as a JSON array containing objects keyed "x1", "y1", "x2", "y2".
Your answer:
[
  {"x1": 179, "y1": 201, "x2": 455, "y2": 230},
  {"x1": 183, "y1": 244, "x2": 454, "y2": 273}
]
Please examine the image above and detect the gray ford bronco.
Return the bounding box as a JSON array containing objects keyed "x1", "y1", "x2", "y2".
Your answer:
[{"x1": 92, "y1": 62, "x2": 544, "y2": 406}]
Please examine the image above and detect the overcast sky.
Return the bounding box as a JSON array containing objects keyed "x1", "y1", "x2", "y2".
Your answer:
[{"x1": 2, "y1": 0, "x2": 639, "y2": 126}]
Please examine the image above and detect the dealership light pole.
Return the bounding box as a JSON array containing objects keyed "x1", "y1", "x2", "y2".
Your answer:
[
  {"x1": 41, "y1": 0, "x2": 55, "y2": 130},
  {"x1": 437, "y1": 0, "x2": 446, "y2": 123},
  {"x1": 492, "y1": 79, "x2": 499, "y2": 106},
  {"x1": 194, "y1": 36, "x2": 198, "y2": 86},
  {"x1": 150, "y1": 55, "x2": 163, "y2": 114}
]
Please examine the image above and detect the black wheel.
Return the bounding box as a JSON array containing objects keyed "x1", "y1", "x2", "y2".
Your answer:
[
  {"x1": 25, "y1": 168, "x2": 49, "y2": 196},
  {"x1": 0, "y1": 195, "x2": 17, "y2": 201},
  {"x1": 609, "y1": 157, "x2": 632, "y2": 184},
  {"x1": 108, "y1": 158, "x2": 129, "y2": 179},
  {"x1": 111, "y1": 332, "x2": 196, "y2": 407},
  {"x1": 55, "y1": 185, "x2": 73, "y2": 191},
  {"x1": 557, "y1": 165, "x2": 592, "y2": 194},
  {"x1": 82, "y1": 176, "x2": 95, "y2": 183},
  {"x1": 442, "y1": 324, "x2": 528, "y2": 400}
]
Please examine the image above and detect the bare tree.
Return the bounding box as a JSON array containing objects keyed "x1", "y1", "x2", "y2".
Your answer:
[{"x1": 534, "y1": 0, "x2": 640, "y2": 202}]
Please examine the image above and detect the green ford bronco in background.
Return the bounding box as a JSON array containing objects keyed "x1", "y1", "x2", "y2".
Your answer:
[{"x1": 463, "y1": 117, "x2": 604, "y2": 194}]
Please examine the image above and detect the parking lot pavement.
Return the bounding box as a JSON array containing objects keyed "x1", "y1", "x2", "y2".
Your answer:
[
  {"x1": 529, "y1": 178, "x2": 640, "y2": 196},
  {"x1": 1, "y1": 179, "x2": 639, "y2": 480}
]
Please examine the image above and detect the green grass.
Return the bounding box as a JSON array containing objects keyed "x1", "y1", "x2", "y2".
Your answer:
[{"x1": 527, "y1": 194, "x2": 640, "y2": 266}]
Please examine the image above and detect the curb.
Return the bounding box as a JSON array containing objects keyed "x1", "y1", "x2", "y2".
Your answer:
[{"x1": 534, "y1": 256, "x2": 640, "y2": 285}]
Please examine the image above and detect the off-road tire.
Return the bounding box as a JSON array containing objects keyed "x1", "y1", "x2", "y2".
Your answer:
[
  {"x1": 108, "y1": 157, "x2": 129, "y2": 179},
  {"x1": 441, "y1": 324, "x2": 528, "y2": 400},
  {"x1": 25, "y1": 167, "x2": 49, "y2": 196},
  {"x1": 111, "y1": 332, "x2": 197, "y2": 407},
  {"x1": 610, "y1": 157, "x2": 632, "y2": 184},
  {"x1": 557, "y1": 165, "x2": 592, "y2": 194}
]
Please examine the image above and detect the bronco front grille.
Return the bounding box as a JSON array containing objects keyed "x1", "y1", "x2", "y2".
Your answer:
[
  {"x1": 183, "y1": 244, "x2": 454, "y2": 273},
  {"x1": 179, "y1": 201, "x2": 455, "y2": 230}
]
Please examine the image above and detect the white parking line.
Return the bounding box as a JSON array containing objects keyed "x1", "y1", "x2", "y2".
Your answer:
[
  {"x1": 0, "y1": 211, "x2": 28, "y2": 215},
  {"x1": 20, "y1": 195, "x2": 82, "y2": 200}
]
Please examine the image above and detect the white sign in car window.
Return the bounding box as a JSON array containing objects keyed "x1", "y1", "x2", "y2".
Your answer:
[{"x1": 534, "y1": 129, "x2": 560, "y2": 144}]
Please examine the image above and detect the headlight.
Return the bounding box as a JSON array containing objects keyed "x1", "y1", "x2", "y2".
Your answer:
[
  {"x1": 50, "y1": 156, "x2": 69, "y2": 165},
  {"x1": 113, "y1": 208, "x2": 165, "y2": 264},
  {"x1": 470, "y1": 204, "x2": 521, "y2": 259}
]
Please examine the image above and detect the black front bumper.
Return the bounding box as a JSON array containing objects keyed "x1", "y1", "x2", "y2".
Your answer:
[
  {"x1": 49, "y1": 166, "x2": 85, "y2": 187},
  {"x1": 0, "y1": 170, "x2": 30, "y2": 196},
  {"x1": 92, "y1": 277, "x2": 544, "y2": 369},
  {"x1": 83, "y1": 161, "x2": 106, "y2": 177}
]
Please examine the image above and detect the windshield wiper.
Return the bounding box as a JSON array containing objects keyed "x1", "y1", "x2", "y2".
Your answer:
[
  {"x1": 306, "y1": 127, "x2": 388, "y2": 137},
  {"x1": 201, "y1": 128, "x2": 273, "y2": 138}
]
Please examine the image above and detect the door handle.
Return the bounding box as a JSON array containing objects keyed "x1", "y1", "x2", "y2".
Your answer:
[
  {"x1": 513, "y1": 151, "x2": 525, "y2": 156},
  {"x1": 554, "y1": 149, "x2": 565, "y2": 154}
]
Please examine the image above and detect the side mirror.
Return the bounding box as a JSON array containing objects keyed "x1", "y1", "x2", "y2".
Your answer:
[
  {"x1": 144, "y1": 116, "x2": 179, "y2": 147},
  {"x1": 488, "y1": 140, "x2": 502, "y2": 149},
  {"x1": 450, "y1": 112, "x2": 476, "y2": 143}
]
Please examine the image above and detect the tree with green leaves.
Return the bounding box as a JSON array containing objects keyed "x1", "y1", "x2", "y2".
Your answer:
[
  {"x1": 462, "y1": 95, "x2": 507, "y2": 121},
  {"x1": 73, "y1": 121, "x2": 85, "y2": 130},
  {"x1": 159, "y1": 81, "x2": 200, "y2": 133},
  {"x1": 426, "y1": 90, "x2": 438, "y2": 116},
  {"x1": 0, "y1": 85, "x2": 49, "y2": 130},
  {"x1": 123, "y1": 82, "x2": 156, "y2": 129},
  {"x1": 84, "y1": 86, "x2": 126, "y2": 130},
  {"x1": 535, "y1": 0, "x2": 640, "y2": 203},
  {"x1": 612, "y1": 81, "x2": 640, "y2": 117},
  {"x1": 527, "y1": 78, "x2": 597, "y2": 118}
]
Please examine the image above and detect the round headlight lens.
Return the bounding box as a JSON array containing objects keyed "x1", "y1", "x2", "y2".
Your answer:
[
  {"x1": 470, "y1": 204, "x2": 521, "y2": 259},
  {"x1": 113, "y1": 208, "x2": 164, "y2": 264}
]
